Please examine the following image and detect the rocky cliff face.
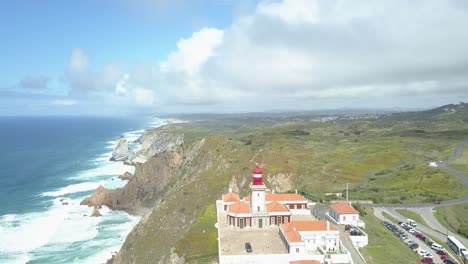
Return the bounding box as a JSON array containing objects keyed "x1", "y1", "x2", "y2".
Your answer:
[
  {"x1": 134, "y1": 131, "x2": 184, "y2": 163},
  {"x1": 110, "y1": 137, "x2": 135, "y2": 162},
  {"x1": 81, "y1": 132, "x2": 185, "y2": 215}
]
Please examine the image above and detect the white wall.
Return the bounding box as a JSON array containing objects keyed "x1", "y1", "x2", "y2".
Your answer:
[{"x1": 338, "y1": 213, "x2": 359, "y2": 225}]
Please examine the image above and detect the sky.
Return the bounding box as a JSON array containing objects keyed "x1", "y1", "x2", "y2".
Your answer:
[{"x1": 1, "y1": 0, "x2": 468, "y2": 116}]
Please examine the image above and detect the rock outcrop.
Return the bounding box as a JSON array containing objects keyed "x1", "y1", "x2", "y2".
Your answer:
[
  {"x1": 91, "y1": 206, "x2": 102, "y2": 217},
  {"x1": 134, "y1": 131, "x2": 184, "y2": 163},
  {"x1": 81, "y1": 132, "x2": 185, "y2": 215},
  {"x1": 110, "y1": 137, "x2": 135, "y2": 162},
  {"x1": 117, "y1": 171, "x2": 133, "y2": 181}
]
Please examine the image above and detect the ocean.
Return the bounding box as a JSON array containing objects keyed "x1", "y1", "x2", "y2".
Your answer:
[{"x1": 0, "y1": 116, "x2": 166, "y2": 264}]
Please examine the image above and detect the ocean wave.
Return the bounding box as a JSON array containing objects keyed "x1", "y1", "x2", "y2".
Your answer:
[
  {"x1": 1, "y1": 117, "x2": 163, "y2": 263},
  {"x1": 68, "y1": 161, "x2": 135, "y2": 181}
]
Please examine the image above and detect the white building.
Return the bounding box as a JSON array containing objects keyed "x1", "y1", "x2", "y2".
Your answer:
[
  {"x1": 279, "y1": 220, "x2": 340, "y2": 255},
  {"x1": 329, "y1": 202, "x2": 360, "y2": 226},
  {"x1": 221, "y1": 166, "x2": 309, "y2": 229}
]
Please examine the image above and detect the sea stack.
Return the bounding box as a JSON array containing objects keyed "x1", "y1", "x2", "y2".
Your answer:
[
  {"x1": 110, "y1": 137, "x2": 135, "y2": 162},
  {"x1": 91, "y1": 206, "x2": 102, "y2": 217}
]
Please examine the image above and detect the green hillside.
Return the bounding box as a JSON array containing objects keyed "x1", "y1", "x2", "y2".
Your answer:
[{"x1": 114, "y1": 105, "x2": 468, "y2": 263}]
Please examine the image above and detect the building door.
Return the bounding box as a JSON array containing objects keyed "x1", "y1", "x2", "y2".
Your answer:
[
  {"x1": 259, "y1": 219, "x2": 263, "y2": 228},
  {"x1": 240, "y1": 218, "x2": 244, "y2": 229},
  {"x1": 270, "y1": 216, "x2": 275, "y2": 225}
]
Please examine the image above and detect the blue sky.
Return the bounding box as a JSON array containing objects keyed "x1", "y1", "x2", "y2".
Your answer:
[{"x1": 1, "y1": 0, "x2": 467, "y2": 115}]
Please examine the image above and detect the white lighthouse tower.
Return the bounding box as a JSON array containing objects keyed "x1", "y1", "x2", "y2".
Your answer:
[{"x1": 250, "y1": 166, "x2": 268, "y2": 228}]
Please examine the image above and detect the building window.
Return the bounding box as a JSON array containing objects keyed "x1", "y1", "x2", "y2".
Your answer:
[
  {"x1": 257, "y1": 193, "x2": 260, "y2": 197},
  {"x1": 353, "y1": 216, "x2": 356, "y2": 220},
  {"x1": 257, "y1": 206, "x2": 260, "y2": 212},
  {"x1": 284, "y1": 217, "x2": 289, "y2": 224},
  {"x1": 296, "y1": 248, "x2": 299, "y2": 253},
  {"x1": 278, "y1": 216, "x2": 282, "y2": 225},
  {"x1": 343, "y1": 216, "x2": 346, "y2": 221}
]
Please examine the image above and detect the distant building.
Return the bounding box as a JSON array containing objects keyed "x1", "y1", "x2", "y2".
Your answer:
[
  {"x1": 329, "y1": 202, "x2": 360, "y2": 226},
  {"x1": 279, "y1": 220, "x2": 340, "y2": 254},
  {"x1": 221, "y1": 166, "x2": 309, "y2": 229}
]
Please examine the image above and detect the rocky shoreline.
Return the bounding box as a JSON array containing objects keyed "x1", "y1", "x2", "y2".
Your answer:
[{"x1": 81, "y1": 129, "x2": 185, "y2": 215}]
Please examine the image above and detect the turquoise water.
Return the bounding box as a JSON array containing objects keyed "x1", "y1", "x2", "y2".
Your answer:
[{"x1": 0, "y1": 116, "x2": 165, "y2": 264}]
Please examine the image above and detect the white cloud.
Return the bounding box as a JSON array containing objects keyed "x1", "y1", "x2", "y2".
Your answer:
[
  {"x1": 68, "y1": 48, "x2": 89, "y2": 73},
  {"x1": 161, "y1": 28, "x2": 224, "y2": 75},
  {"x1": 256, "y1": 0, "x2": 319, "y2": 24},
  {"x1": 64, "y1": 0, "x2": 468, "y2": 111}
]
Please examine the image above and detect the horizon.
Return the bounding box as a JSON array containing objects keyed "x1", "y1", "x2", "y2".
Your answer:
[{"x1": 1, "y1": 0, "x2": 468, "y2": 116}]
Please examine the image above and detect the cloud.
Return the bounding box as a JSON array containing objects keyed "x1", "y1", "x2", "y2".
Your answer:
[
  {"x1": 64, "y1": 0, "x2": 468, "y2": 111},
  {"x1": 18, "y1": 76, "x2": 50, "y2": 89}
]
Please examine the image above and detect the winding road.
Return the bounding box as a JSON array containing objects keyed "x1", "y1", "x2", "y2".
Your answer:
[{"x1": 373, "y1": 139, "x2": 468, "y2": 248}]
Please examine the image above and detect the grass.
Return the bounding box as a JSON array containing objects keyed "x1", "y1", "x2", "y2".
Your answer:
[
  {"x1": 395, "y1": 209, "x2": 428, "y2": 227},
  {"x1": 360, "y1": 208, "x2": 420, "y2": 264},
  {"x1": 382, "y1": 211, "x2": 398, "y2": 223},
  {"x1": 449, "y1": 146, "x2": 468, "y2": 174},
  {"x1": 175, "y1": 204, "x2": 218, "y2": 263},
  {"x1": 434, "y1": 204, "x2": 468, "y2": 239},
  {"x1": 116, "y1": 113, "x2": 468, "y2": 262}
]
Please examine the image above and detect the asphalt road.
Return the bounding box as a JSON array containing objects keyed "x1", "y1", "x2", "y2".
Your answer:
[
  {"x1": 373, "y1": 139, "x2": 468, "y2": 253},
  {"x1": 374, "y1": 207, "x2": 455, "y2": 264}
]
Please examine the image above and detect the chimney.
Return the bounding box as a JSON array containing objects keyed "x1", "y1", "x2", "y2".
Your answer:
[
  {"x1": 228, "y1": 187, "x2": 232, "y2": 193},
  {"x1": 327, "y1": 221, "x2": 330, "y2": 231}
]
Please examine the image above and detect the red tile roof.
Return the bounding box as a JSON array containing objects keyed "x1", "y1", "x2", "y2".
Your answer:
[
  {"x1": 266, "y1": 201, "x2": 290, "y2": 213},
  {"x1": 244, "y1": 193, "x2": 307, "y2": 203},
  {"x1": 281, "y1": 221, "x2": 337, "y2": 243},
  {"x1": 330, "y1": 202, "x2": 359, "y2": 214},
  {"x1": 228, "y1": 201, "x2": 251, "y2": 214},
  {"x1": 289, "y1": 261, "x2": 320, "y2": 264},
  {"x1": 222, "y1": 192, "x2": 240, "y2": 203}
]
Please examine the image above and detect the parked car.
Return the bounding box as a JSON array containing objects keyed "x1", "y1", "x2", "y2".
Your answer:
[
  {"x1": 416, "y1": 233, "x2": 423, "y2": 238},
  {"x1": 400, "y1": 234, "x2": 408, "y2": 240},
  {"x1": 437, "y1": 250, "x2": 448, "y2": 256},
  {"x1": 421, "y1": 257, "x2": 434, "y2": 263},
  {"x1": 427, "y1": 241, "x2": 434, "y2": 247},
  {"x1": 443, "y1": 258, "x2": 458, "y2": 264},
  {"x1": 409, "y1": 243, "x2": 419, "y2": 249},
  {"x1": 418, "y1": 250, "x2": 428, "y2": 257},
  {"x1": 245, "y1": 242, "x2": 252, "y2": 253},
  {"x1": 431, "y1": 243, "x2": 444, "y2": 251},
  {"x1": 440, "y1": 254, "x2": 450, "y2": 260},
  {"x1": 423, "y1": 253, "x2": 434, "y2": 259}
]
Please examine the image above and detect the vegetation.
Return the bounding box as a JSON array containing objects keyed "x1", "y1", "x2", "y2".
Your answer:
[
  {"x1": 175, "y1": 204, "x2": 218, "y2": 262},
  {"x1": 395, "y1": 209, "x2": 428, "y2": 227},
  {"x1": 360, "y1": 208, "x2": 420, "y2": 264},
  {"x1": 382, "y1": 211, "x2": 398, "y2": 223},
  {"x1": 117, "y1": 103, "x2": 468, "y2": 262},
  {"x1": 434, "y1": 204, "x2": 468, "y2": 239},
  {"x1": 449, "y1": 146, "x2": 468, "y2": 174}
]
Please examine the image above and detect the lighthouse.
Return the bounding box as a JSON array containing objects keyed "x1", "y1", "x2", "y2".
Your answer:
[{"x1": 250, "y1": 166, "x2": 268, "y2": 227}]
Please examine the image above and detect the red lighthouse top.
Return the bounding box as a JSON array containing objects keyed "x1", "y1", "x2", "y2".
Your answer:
[
  {"x1": 253, "y1": 166, "x2": 262, "y2": 174},
  {"x1": 252, "y1": 166, "x2": 263, "y2": 185}
]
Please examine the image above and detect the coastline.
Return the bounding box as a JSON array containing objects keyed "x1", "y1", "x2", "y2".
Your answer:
[{"x1": 0, "y1": 117, "x2": 173, "y2": 264}]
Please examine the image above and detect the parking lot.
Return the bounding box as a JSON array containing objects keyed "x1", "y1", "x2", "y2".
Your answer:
[{"x1": 382, "y1": 220, "x2": 459, "y2": 264}]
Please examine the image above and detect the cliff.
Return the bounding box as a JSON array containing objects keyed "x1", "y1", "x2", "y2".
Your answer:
[
  {"x1": 110, "y1": 137, "x2": 135, "y2": 162},
  {"x1": 81, "y1": 131, "x2": 185, "y2": 214}
]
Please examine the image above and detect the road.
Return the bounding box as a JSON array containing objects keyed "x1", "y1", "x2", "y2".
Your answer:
[
  {"x1": 437, "y1": 139, "x2": 468, "y2": 186},
  {"x1": 374, "y1": 207, "x2": 453, "y2": 264},
  {"x1": 372, "y1": 139, "x2": 468, "y2": 251}
]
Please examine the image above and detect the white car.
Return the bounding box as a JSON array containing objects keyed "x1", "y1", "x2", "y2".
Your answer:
[
  {"x1": 424, "y1": 253, "x2": 433, "y2": 258},
  {"x1": 418, "y1": 250, "x2": 428, "y2": 257}
]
